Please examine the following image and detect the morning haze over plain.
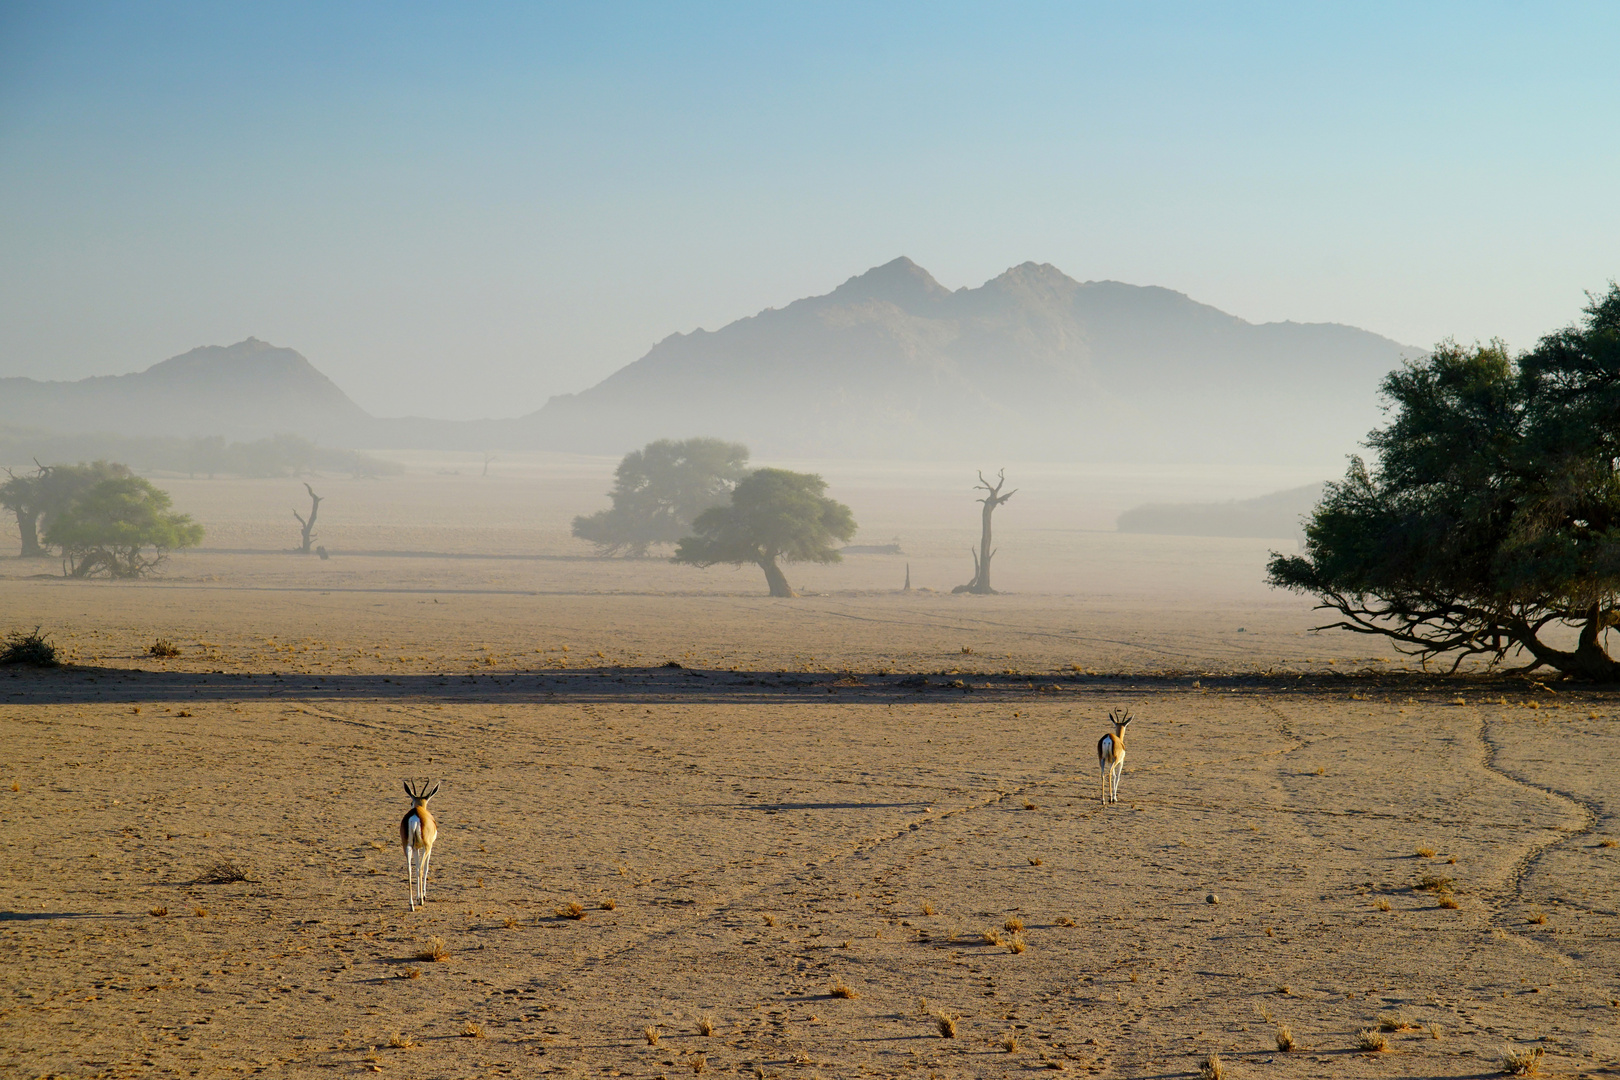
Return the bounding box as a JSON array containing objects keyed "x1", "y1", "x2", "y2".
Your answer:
[{"x1": 3, "y1": 6, "x2": 1619, "y2": 1079}]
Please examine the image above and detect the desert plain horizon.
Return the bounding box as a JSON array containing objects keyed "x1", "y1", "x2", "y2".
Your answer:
[{"x1": 2, "y1": 455, "x2": 1616, "y2": 1079}]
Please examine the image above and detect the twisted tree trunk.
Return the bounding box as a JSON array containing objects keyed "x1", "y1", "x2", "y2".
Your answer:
[
  {"x1": 758, "y1": 556, "x2": 797, "y2": 598},
  {"x1": 293, "y1": 483, "x2": 322, "y2": 554}
]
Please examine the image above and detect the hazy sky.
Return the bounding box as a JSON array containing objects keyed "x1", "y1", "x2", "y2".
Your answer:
[{"x1": 2, "y1": 2, "x2": 1616, "y2": 419}]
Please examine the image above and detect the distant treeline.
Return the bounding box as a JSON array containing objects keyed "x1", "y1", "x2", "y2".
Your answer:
[
  {"x1": 0, "y1": 428, "x2": 402, "y2": 479},
  {"x1": 1116, "y1": 482, "x2": 1324, "y2": 540}
]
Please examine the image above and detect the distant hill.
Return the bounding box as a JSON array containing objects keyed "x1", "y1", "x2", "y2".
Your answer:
[
  {"x1": 518, "y1": 258, "x2": 1420, "y2": 462},
  {"x1": 0, "y1": 338, "x2": 371, "y2": 442},
  {"x1": 0, "y1": 260, "x2": 1420, "y2": 463},
  {"x1": 1116, "y1": 482, "x2": 1326, "y2": 540}
]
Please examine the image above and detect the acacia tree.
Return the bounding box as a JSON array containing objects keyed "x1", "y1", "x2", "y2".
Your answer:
[
  {"x1": 1268, "y1": 284, "x2": 1620, "y2": 680},
  {"x1": 574, "y1": 438, "x2": 750, "y2": 556},
  {"x1": 673, "y1": 468, "x2": 856, "y2": 597},
  {"x1": 45, "y1": 476, "x2": 204, "y2": 578},
  {"x1": 1, "y1": 460, "x2": 133, "y2": 558}
]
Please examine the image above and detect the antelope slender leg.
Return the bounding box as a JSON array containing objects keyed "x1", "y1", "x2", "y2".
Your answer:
[
  {"x1": 419, "y1": 847, "x2": 432, "y2": 903},
  {"x1": 406, "y1": 848, "x2": 416, "y2": 912}
]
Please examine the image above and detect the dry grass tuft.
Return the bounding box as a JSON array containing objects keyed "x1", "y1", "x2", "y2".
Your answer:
[
  {"x1": 557, "y1": 901, "x2": 586, "y2": 920},
  {"x1": 696, "y1": 1015, "x2": 716, "y2": 1036},
  {"x1": 600, "y1": 898, "x2": 617, "y2": 911},
  {"x1": 1004, "y1": 917, "x2": 1024, "y2": 933},
  {"x1": 387, "y1": 1033, "x2": 415, "y2": 1049},
  {"x1": 1500, "y1": 1046, "x2": 1545, "y2": 1075},
  {"x1": 830, "y1": 979, "x2": 860, "y2": 999},
  {"x1": 1276, "y1": 1023, "x2": 1295, "y2": 1051},
  {"x1": 1375, "y1": 898, "x2": 1392, "y2": 911},
  {"x1": 1007, "y1": 934, "x2": 1027, "y2": 954},
  {"x1": 1415, "y1": 873, "x2": 1454, "y2": 892},
  {"x1": 1028, "y1": 857, "x2": 1044, "y2": 866},
  {"x1": 415, "y1": 936, "x2": 449, "y2": 962},
  {"x1": 1056, "y1": 916, "x2": 1076, "y2": 927},
  {"x1": 690, "y1": 1054, "x2": 706, "y2": 1074},
  {"x1": 149, "y1": 907, "x2": 168, "y2": 917},
  {"x1": 643, "y1": 1025, "x2": 659, "y2": 1046},
  {"x1": 1357, "y1": 1030, "x2": 1388, "y2": 1052},
  {"x1": 504, "y1": 917, "x2": 518, "y2": 929},
  {"x1": 762, "y1": 913, "x2": 776, "y2": 927},
  {"x1": 1001, "y1": 1032, "x2": 1019, "y2": 1052},
  {"x1": 1437, "y1": 892, "x2": 1461, "y2": 909},
  {"x1": 1428, "y1": 1023, "x2": 1443, "y2": 1040},
  {"x1": 195, "y1": 859, "x2": 253, "y2": 884},
  {"x1": 1599, "y1": 838, "x2": 1617, "y2": 848},
  {"x1": 148, "y1": 638, "x2": 182, "y2": 658},
  {"x1": 192, "y1": 907, "x2": 208, "y2": 917},
  {"x1": 1415, "y1": 846, "x2": 1437, "y2": 858},
  {"x1": 1023, "y1": 801, "x2": 1038, "y2": 811},
  {"x1": 1198, "y1": 1052, "x2": 1226, "y2": 1080},
  {"x1": 397, "y1": 967, "x2": 421, "y2": 979},
  {"x1": 1378, "y1": 1012, "x2": 1414, "y2": 1032},
  {"x1": 921, "y1": 902, "x2": 936, "y2": 916},
  {"x1": 934, "y1": 1011, "x2": 958, "y2": 1038},
  {"x1": 1527, "y1": 911, "x2": 1546, "y2": 925},
  {"x1": 460, "y1": 1021, "x2": 486, "y2": 1038},
  {"x1": 982, "y1": 929, "x2": 1005, "y2": 947}
]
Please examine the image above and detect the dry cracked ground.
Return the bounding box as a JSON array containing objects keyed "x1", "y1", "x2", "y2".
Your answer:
[{"x1": 3, "y1": 656, "x2": 1617, "y2": 1080}]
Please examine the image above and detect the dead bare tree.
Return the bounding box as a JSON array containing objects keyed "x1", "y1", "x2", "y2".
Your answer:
[
  {"x1": 292, "y1": 483, "x2": 322, "y2": 554},
  {"x1": 953, "y1": 469, "x2": 1016, "y2": 595}
]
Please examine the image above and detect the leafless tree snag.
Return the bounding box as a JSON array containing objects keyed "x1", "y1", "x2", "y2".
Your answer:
[
  {"x1": 953, "y1": 469, "x2": 1015, "y2": 594},
  {"x1": 293, "y1": 483, "x2": 322, "y2": 554}
]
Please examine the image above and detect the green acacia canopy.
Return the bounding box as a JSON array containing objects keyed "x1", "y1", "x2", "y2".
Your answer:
[
  {"x1": 44, "y1": 475, "x2": 204, "y2": 578},
  {"x1": 573, "y1": 437, "x2": 750, "y2": 556},
  {"x1": 1268, "y1": 284, "x2": 1620, "y2": 680},
  {"x1": 673, "y1": 468, "x2": 856, "y2": 597}
]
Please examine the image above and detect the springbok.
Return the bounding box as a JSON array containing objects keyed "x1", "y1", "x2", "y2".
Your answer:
[
  {"x1": 1097, "y1": 709, "x2": 1132, "y2": 805},
  {"x1": 400, "y1": 779, "x2": 439, "y2": 911}
]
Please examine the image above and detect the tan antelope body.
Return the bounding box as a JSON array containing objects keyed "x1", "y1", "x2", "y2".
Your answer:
[
  {"x1": 400, "y1": 780, "x2": 439, "y2": 911},
  {"x1": 1097, "y1": 709, "x2": 1132, "y2": 805}
]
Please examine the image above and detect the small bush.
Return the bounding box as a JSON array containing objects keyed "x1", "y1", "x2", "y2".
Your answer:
[
  {"x1": 415, "y1": 936, "x2": 448, "y2": 962},
  {"x1": 194, "y1": 859, "x2": 253, "y2": 884},
  {"x1": 1007, "y1": 935, "x2": 1027, "y2": 954},
  {"x1": 557, "y1": 901, "x2": 586, "y2": 920},
  {"x1": 643, "y1": 1026, "x2": 659, "y2": 1046},
  {"x1": 830, "y1": 980, "x2": 859, "y2": 999},
  {"x1": 1438, "y1": 892, "x2": 1461, "y2": 909},
  {"x1": 600, "y1": 898, "x2": 617, "y2": 911},
  {"x1": 460, "y1": 1021, "x2": 485, "y2": 1038},
  {"x1": 1500, "y1": 1046, "x2": 1544, "y2": 1075},
  {"x1": 1415, "y1": 847, "x2": 1436, "y2": 858},
  {"x1": 1000, "y1": 1033, "x2": 1019, "y2": 1052},
  {"x1": 934, "y1": 1012, "x2": 958, "y2": 1038},
  {"x1": 1527, "y1": 911, "x2": 1546, "y2": 925},
  {"x1": 696, "y1": 1015, "x2": 715, "y2": 1036},
  {"x1": 149, "y1": 638, "x2": 182, "y2": 658},
  {"x1": 1415, "y1": 874, "x2": 1454, "y2": 892},
  {"x1": 149, "y1": 907, "x2": 168, "y2": 917},
  {"x1": 1, "y1": 628, "x2": 58, "y2": 667},
  {"x1": 1379, "y1": 1012, "x2": 1413, "y2": 1032},
  {"x1": 387, "y1": 1033, "x2": 415, "y2": 1049},
  {"x1": 1003, "y1": 917, "x2": 1024, "y2": 933},
  {"x1": 1276, "y1": 1023, "x2": 1294, "y2": 1051},
  {"x1": 397, "y1": 967, "x2": 421, "y2": 979},
  {"x1": 1357, "y1": 1030, "x2": 1388, "y2": 1052},
  {"x1": 1198, "y1": 1052, "x2": 1225, "y2": 1080}
]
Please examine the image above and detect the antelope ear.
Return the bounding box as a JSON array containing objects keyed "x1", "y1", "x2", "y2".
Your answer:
[
  {"x1": 402, "y1": 780, "x2": 414, "y2": 798},
  {"x1": 425, "y1": 783, "x2": 439, "y2": 800}
]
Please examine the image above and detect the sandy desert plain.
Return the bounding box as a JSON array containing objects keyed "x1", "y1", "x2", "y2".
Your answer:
[{"x1": 1, "y1": 454, "x2": 1616, "y2": 1080}]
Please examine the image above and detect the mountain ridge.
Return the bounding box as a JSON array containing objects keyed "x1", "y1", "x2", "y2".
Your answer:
[{"x1": 0, "y1": 259, "x2": 1421, "y2": 463}]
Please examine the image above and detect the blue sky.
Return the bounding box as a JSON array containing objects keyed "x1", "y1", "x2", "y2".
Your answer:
[{"x1": 2, "y1": 2, "x2": 1616, "y2": 418}]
